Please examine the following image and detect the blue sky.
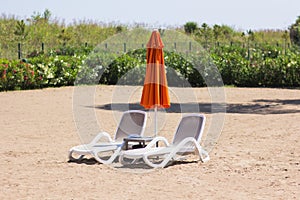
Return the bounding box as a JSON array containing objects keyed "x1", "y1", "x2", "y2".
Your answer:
[{"x1": 0, "y1": 0, "x2": 299, "y2": 30}]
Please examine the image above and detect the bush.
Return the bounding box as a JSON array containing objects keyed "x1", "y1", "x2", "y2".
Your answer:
[
  {"x1": 0, "y1": 54, "x2": 86, "y2": 91},
  {"x1": 0, "y1": 59, "x2": 38, "y2": 90},
  {"x1": 1, "y1": 44, "x2": 300, "y2": 92},
  {"x1": 29, "y1": 54, "x2": 84, "y2": 87},
  {"x1": 97, "y1": 49, "x2": 206, "y2": 87},
  {"x1": 211, "y1": 44, "x2": 300, "y2": 87},
  {"x1": 99, "y1": 50, "x2": 145, "y2": 85}
]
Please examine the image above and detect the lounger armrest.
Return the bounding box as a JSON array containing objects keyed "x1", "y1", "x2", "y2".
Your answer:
[
  {"x1": 90, "y1": 131, "x2": 113, "y2": 144},
  {"x1": 145, "y1": 136, "x2": 169, "y2": 149}
]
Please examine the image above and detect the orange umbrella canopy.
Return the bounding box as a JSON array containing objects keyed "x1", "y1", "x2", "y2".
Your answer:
[{"x1": 140, "y1": 30, "x2": 170, "y2": 109}]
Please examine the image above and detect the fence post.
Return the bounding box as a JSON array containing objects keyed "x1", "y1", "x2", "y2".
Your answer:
[
  {"x1": 247, "y1": 40, "x2": 250, "y2": 61},
  {"x1": 124, "y1": 43, "x2": 126, "y2": 52},
  {"x1": 189, "y1": 42, "x2": 192, "y2": 52},
  {"x1": 105, "y1": 43, "x2": 108, "y2": 49},
  {"x1": 41, "y1": 42, "x2": 44, "y2": 52},
  {"x1": 174, "y1": 42, "x2": 176, "y2": 50},
  {"x1": 18, "y1": 43, "x2": 21, "y2": 59},
  {"x1": 248, "y1": 48, "x2": 250, "y2": 60}
]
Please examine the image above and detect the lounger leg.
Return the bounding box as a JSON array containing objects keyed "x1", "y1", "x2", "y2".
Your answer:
[
  {"x1": 194, "y1": 143, "x2": 210, "y2": 163},
  {"x1": 200, "y1": 149, "x2": 210, "y2": 162}
]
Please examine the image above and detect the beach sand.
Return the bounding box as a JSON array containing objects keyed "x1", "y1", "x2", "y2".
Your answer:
[{"x1": 0, "y1": 86, "x2": 299, "y2": 199}]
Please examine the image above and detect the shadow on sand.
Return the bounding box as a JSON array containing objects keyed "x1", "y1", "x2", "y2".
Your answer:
[
  {"x1": 92, "y1": 99, "x2": 300, "y2": 115},
  {"x1": 68, "y1": 158, "x2": 99, "y2": 165}
]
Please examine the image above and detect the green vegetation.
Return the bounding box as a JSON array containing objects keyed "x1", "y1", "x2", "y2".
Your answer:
[
  {"x1": 0, "y1": 9, "x2": 300, "y2": 91},
  {"x1": 184, "y1": 22, "x2": 198, "y2": 34},
  {"x1": 289, "y1": 16, "x2": 300, "y2": 46},
  {"x1": 0, "y1": 9, "x2": 123, "y2": 59},
  {"x1": 0, "y1": 54, "x2": 85, "y2": 91}
]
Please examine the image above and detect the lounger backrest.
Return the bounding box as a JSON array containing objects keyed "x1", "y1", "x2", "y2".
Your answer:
[
  {"x1": 114, "y1": 110, "x2": 146, "y2": 142},
  {"x1": 172, "y1": 114, "x2": 206, "y2": 145}
]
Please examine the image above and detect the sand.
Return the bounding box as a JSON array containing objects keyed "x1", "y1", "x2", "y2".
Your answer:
[{"x1": 0, "y1": 86, "x2": 299, "y2": 199}]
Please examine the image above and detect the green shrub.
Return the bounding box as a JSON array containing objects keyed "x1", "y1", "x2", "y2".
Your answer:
[
  {"x1": 97, "y1": 49, "x2": 206, "y2": 87},
  {"x1": 29, "y1": 54, "x2": 84, "y2": 87},
  {"x1": 1, "y1": 43, "x2": 300, "y2": 92},
  {"x1": 211, "y1": 44, "x2": 300, "y2": 87},
  {"x1": 0, "y1": 59, "x2": 37, "y2": 90}
]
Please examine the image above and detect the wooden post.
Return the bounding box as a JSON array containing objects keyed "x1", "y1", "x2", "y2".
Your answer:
[
  {"x1": 18, "y1": 43, "x2": 21, "y2": 59},
  {"x1": 247, "y1": 40, "x2": 250, "y2": 61}
]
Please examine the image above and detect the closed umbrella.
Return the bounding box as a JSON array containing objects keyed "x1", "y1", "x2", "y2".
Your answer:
[{"x1": 140, "y1": 30, "x2": 170, "y2": 137}]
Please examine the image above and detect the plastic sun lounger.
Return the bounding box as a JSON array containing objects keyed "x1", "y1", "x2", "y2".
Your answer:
[
  {"x1": 119, "y1": 114, "x2": 210, "y2": 168},
  {"x1": 69, "y1": 110, "x2": 147, "y2": 164}
]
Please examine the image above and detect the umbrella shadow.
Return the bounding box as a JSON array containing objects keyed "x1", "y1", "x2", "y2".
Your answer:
[
  {"x1": 93, "y1": 99, "x2": 300, "y2": 115},
  {"x1": 253, "y1": 99, "x2": 300, "y2": 105},
  {"x1": 93, "y1": 102, "x2": 225, "y2": 113}
]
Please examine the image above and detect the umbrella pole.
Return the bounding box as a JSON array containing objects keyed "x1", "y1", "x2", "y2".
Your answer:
[
  {"x1": 154, "y1": 106, "x2": 157, "y2": 137},
  {"x1": 155, "y1": 106, "x2": 158, "y2": 147}
]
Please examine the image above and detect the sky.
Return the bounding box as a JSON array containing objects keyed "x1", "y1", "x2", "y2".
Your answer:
[{"x1": 0, "y1": 0, "x2": 299, "y2": 31}]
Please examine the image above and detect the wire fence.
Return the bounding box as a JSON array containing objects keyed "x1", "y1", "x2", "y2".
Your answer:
[{"x1": 0, "y1": 41, "x2": 293, "y2": 60}]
